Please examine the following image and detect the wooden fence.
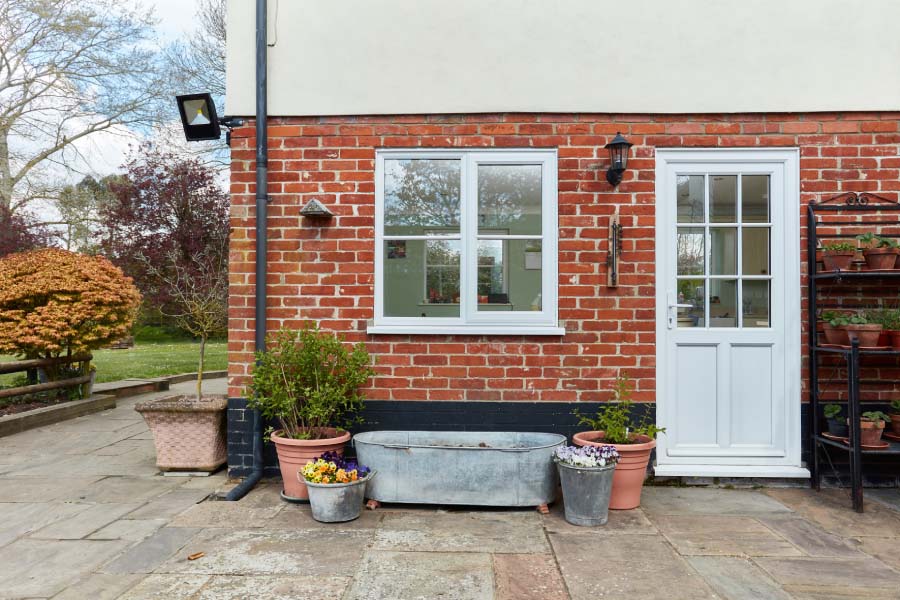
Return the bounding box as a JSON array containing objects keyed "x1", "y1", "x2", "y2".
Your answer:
[{"x1": 0, "y1": 354, "x2": 93, "y2": 401}]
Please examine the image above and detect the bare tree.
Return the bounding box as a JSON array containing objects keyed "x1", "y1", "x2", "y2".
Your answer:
[{"x1": 0, "y1": 0, "x2": 164, "y2": 213}]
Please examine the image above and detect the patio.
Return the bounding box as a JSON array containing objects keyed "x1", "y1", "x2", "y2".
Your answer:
[{"x1": 0, "y1": 381, "x2": 898, "y2": 599}]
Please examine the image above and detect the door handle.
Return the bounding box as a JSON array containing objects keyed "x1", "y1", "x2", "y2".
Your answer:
[{"x1": 667, "y1": 303, "x2": 694, "y2": 329}]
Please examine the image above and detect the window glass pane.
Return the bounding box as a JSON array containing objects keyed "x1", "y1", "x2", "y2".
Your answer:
[
  {"x1": 383, "y1": 240, "x2": 459, "y2": 318},
  {"x1": 384, "y1": 159, "x2": 460, "y2": 236},
  {"x1": 710, "y1": 227, "x2": 737, "y2": 275},
  {"x1": 743, "y1": 280, "x2": 770, "y2": 328},
  {"x1": 742, "y1": 228, "x2": 770, "y2": 275},
  {"x1": 677, "y1": 279, "x2": 705, "y2": 327},
  {"x1": 477, "y1": 164, "x2": 542, "y2": 235},
  {"x1": 742, "y1": 175, "x2": 770, "y2": 223},
  {"x1": 677, "y1": 175, "x2": 704, "y2": 223},
  {"x1": 710, "y1": 279, "x2": 737, "y2": 327},
  {"x1": 710, "y1": 175, "x2": 737, "y2": 223},
  {"x1": 477, "y1": 239, "x2": 542, "y2": 311},
  {"x1": 677, "y1": 227, "x2": 705, "y2": 275}
]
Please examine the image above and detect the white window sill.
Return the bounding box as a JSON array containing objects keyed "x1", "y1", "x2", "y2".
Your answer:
[{"x1": 366, "y1": 325, "x2": 566, "y2": 336}]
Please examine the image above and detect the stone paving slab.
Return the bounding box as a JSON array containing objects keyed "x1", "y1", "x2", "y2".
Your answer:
[
  {"x1": 492, "y1": 553, "x2": 569, "y2": 600},
  {"x1": 88, "y1": 518, "x2": 168, "y2": 541},
  {"x1": 266, "y1": 504, "x2": 384, "y2": 531},
  {"x1": 31, "y1": 503, "x2": 141, "y2": 540},
  {"x1": 0, "y1": 501, "x2": 89, "y2": 547},
  {"x1": 51, "y1": 573, "x2": 144, "y2": 600},
  {"x1": 126, "y1": 489, "x2": 212, "y2": 520},
  {"x1": 782, "y1": 584, "x2": 900, "y2": 599},
  {"x1": 846, "y1": 536, "x2": 900, "y2": 571},
  {"x1": 652, "y1": 514, "x2": 802, "y2": 557},
  {"x1": 0, "y1": 476, "x2": 102, "y2": 502},
  {"x1": 167, "y1": 501, "x2": 283, "y2": 528},
  {"x1": 101, "y1": 527, "x2": 201, "y2": 575},
  {"x1": 117, "y1": 574, "x2": 211, "y2": 600},
  {"x1": 755, "y1": 555, "x2": 900, "y2": 589},
  {"x1": 542, "y1": 502, "x2": 657, "y2": 535},
  {"x1": 687, "y1": 556, "x2": 792, "y2": 600},
  {"x1": 196, "y1": 575, "x2": 351, "y2": 600},
  {"x1": 642, "y1": 486, "x2": 794, "y2": 516},
  {"x1": 765, "y1": 488, "x2": 900, "y2": 538},
  {"x1": 345, "y1": 550, "x2": 494, "y2": 600},
  {"x1": 758, "y1": 516, "x2": 863, "y2": 558},
  {"x1": 374, "y1": 510, "x2": 549, "y2": 554}
]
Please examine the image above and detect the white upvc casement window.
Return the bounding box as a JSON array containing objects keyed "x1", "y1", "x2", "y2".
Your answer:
[{"x1": 369, "y1": 149, "x2": 563, "y2": 335}]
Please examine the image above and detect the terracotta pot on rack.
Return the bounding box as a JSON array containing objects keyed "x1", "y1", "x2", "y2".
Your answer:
[
  {"x1": 861, "y1": 247, "x2": 899, "y2": 270},
  {"x1": 844, "y1": 324, "x2": 882, "y2": 348},
  {"x1": 822, "y1": 249, "x2": 857, "y2": 272},
  {"x1": 859, "y1": 418, "x2": 885, "y2": 446},
  {"x1": 890, "y1": 413, "x2": 900, "y2": 436},
  {"x1": 823, "y1": 323, "x2": 849, "y2": 345}
]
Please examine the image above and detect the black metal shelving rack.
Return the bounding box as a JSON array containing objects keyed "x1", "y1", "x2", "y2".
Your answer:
[{"x1": 808, "y1": 192, "x2": 900, "y2": 513}]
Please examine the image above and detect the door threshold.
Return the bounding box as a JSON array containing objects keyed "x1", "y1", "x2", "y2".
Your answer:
[{"x1": 654, "y1": 465, "x2": 810, "y2": 478}]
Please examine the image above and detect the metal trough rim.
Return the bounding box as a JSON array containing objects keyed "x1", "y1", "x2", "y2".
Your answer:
[{"x1": 352, "y1": 431, "x2": 566, "y2": 452}]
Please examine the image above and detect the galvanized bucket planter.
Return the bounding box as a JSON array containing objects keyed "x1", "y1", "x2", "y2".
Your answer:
[
  {"x1": 301, "y1": 471, "x2": 375, "y2": 523},
  {"x1": 556, "y1": 461, "x2": 616, "y2": 526}
]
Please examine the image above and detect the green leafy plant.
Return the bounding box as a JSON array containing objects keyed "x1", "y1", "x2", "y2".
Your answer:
[
  {"x1": 247, "y1": 325, "x2": 375, "y2": 440},
  {"x1": 574, "y1": 373, "x2": 665, "y2": 444},
  {"x1": 823, "y1": 404, "x2": 842, "y2": 419},
  {"x1": 866, "y1": 308, "x2": 900, "y2": 330},
  {"x1": 847, "y1": 313, "x2": 870, "y2": 325},
  {"x1": 826, "y1": 313, "x2": 850, "y2": 327},
  {"x1": 891, "y1": 400, "x2": 900, "y2": 414},
  {"x1": 856, "y1": 232, "x2": 898, "y2": 249},
  {"x1": 861, "y1": 411, "x2": 890, "y2": 424},
  {"x1": 821, "y1": 241, "x2": 856, "y2": 252}
]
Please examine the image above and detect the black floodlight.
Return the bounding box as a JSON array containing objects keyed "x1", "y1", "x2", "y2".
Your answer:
[{"x1": 176, "y1": 93, "x2": 244, "y2": 144}]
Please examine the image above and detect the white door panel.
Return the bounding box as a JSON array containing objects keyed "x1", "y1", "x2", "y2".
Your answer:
[{"x1": 655, "y1": 149, "x2": 805, "y2": 476}]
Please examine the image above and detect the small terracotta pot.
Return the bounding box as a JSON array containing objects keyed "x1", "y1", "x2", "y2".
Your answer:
[
  {"x1": 862, "y1": 247, "x2": 899, "y2": 270},
  {"x1": 888, "y1": 330, "x2": 900, "y2": 351},
  {"x1": 573, "y1": 430, "x2": 655, "y2": 510},
  {"x1": 823, "y1": 323, "x2": 849, "y2": 346},
  {"x1": 844, "y1": 324, "x2": 883, "y2": 348},
  {"x1": 822, "y1": 250, "x2": 856, "y2": 271},
  {"x1": 271, "y1": 428, "x2": 351, "y2": 500},
  {"x1": 859, "y1": 419, "x2": 885, "y2": 445},
  {"x1": 890, "y1": 413, "x2": 900, "y2": 435}
]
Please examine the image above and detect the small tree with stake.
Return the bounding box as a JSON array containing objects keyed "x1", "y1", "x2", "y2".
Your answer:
[{"x1": 142, "y1": 237, "x2": 227, "y2": 400}]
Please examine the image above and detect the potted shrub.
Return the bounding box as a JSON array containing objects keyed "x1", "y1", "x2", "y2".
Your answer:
[
  {"x1": 554, "y1": 444, "x2": 619, "y2": 526},
  {"x1": 573, "y1": 373, "x2": 665, "y2": 510},
  {"x1": 247, "y1": 326, "x2": 374, "y2": 501},
  {"x1": 822, "y1": 311, "x2": 849, "y2": 346},
  {"x1": 820, "y1": 241, "x2": 857, "y2": 271},
  {"x1": 859, "y1": 411, "x2": 890, "y2": 446},
  {"x1": 844, "y1": 313, "x2": 882, "y2": 348},
  {"x1": 301, "y1": 451, "x2": 374, "y2": 522},
  {"x1": 889, "y1": 400, "x2": 900, "y2": 436},
  {"x1": 869, "y1": 308, "x2": 900, "y2": 349},
  {"x1": 856, "y1": 233, "x2": 899, "y2": 270},
  {"x1": 823, "y1": 403, "x2": 848, "y2": 437}
]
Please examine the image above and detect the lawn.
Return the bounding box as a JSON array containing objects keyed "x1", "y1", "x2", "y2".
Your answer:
[{"x1": 0, "y1": 340, "x2": 227, "y2": 385}]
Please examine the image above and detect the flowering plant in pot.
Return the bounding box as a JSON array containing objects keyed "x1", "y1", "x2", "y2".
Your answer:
[
  {"x1": 843, "y1": 312, "x2": 882, "y2": 348},
  {"x1": 823, "y1": 403, "x2": 848, "y2": 437},
  {"x1": 820, "y1": 241, "x2": 857, "y2": 272},
  {"x1": 300, "y1": 451, "x2": 374, "y2": 522},
  {"x1": 554, "y1": 445, "x2": 620, "y2": 526},
  {"x1": 859, "y1": 411, "x2": 890, "y2": 446},
  {"x1": 247, "y1": 326, "x2": 374, "y2": 501},
  {"x1": 889, "y1": 400, "x2": 900, "y2": 436},
  {"x1": 856, "y1": 233, "x2": 899, "y2": 270},
  {"x1": 573, "y1": 373, "x2": 665, "y2": 510}
]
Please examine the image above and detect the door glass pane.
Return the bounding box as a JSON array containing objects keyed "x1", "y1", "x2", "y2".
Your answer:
[
  {"x1": 677, "y1": 279, "x2": 705, "y2": 327},
  {"x1": 384, "y1": 159, "x2": 461, "y2": 236},
  {"x1": 709, "y1": 279, "x2": 737, "y2": 327},
  {"x1": 677, "y1": 227, "x2": 705, "y2": 275},
  {"x1": 677, "y1": 175, "x2": 704, "y2": 223},
  {"x1": 477, "y1": 239, "x2": 542, "y2": 311},
  {"x1": 710, "y1": 228, "x2": 737, "y2": 275},
  {"x1": 384, "y1": 240, "x2": 460, "y2": 318},
  {"x1": 477, "y1": 164, "x2": 542, "y2": 235},
  {"x1": 742, "y1": 175, "x2": 770, "y2": 223},
  {"x1": 742, "y1": 228, "x2": 770, "y2": 275},
  {"x1": 743, "y1": 280, "x2": 770, "y2": 328},
  {"x1": 710, "y1": 175, "x2": 737, "y2": 223}
]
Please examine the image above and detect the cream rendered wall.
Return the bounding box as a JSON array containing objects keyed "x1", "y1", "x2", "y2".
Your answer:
[{"x1": 226, "y1": 0, "x2": 900, "y2": 116}]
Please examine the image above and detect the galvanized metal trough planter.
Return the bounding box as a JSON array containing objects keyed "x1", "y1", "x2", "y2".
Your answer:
[{"x1": 353, "y1": 431, "x2": 565, "y2": 508}]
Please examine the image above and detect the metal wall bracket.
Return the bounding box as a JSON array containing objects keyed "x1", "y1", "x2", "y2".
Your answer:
[{"x1": 607, "y1": 208, "x2": 623, "y2": 287}]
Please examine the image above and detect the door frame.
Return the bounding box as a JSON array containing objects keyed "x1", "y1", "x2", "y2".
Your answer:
[{"x1": 653, "y1": 148, "x2": 808, "y2": 478}]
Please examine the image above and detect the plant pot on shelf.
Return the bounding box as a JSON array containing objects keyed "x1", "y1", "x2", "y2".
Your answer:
[
  {"x1": 822, "y1": 250, "x2": 856, "y2": 271},
  {"x1": 844, "y1": 324, "x2": 883, "y2": 348},
  {"x1": 823, "y1": 323, "x2": 849, "y2": 346},
  {"x1": 891, "y1": 414, "x2": 900, "y2": 436},
  {"x1": 887, "y1": 330, "x2": 900, "y2": 351},
  {"x1": 272, "y1": 428, "x2": 351, "y2": 500},
  {"x1": 573, "y1": 431, "x2": 655, "y2": 510},
  {"x1": 861, "y1": 247, "x2": 899, "y2": 270},
  {"x1": 826, "y1": 417, "x2": 849, "y2": 438},
  {"x1": 859, "y1": 419, "x2": 885, "y2": 446},
  {"x1": 302, "y1": 471, "x2": 374, "y2": 522},
  {"x1": 135, "y1": 395, "x2": 227, "y2": 472},
  {"x1": 556, "y1": 461, "x2": 616, "y2": 526}
]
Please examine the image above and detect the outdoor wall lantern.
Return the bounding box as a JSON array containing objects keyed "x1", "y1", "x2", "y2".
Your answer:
[
  {"x1": 175, "y1": 93, "x2": 243, "y2": 144},
  {"x1": 604, "y1": 132, "x2": 633, "y2": 187}
]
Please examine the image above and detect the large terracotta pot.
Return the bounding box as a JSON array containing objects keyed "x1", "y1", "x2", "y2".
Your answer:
[
  {"x1": 573, "y1": 431, "x2": 655, "y2": 510},
  {"x1": 859, "y1": 420, "x2": 885, "y2": 446},
  {"x1": 272, "y1": 428, "x2": 351, "y2": 500},
  {"x1": 135, "y1": 395, "x2": 227, "y2": 472},
  {"x1": 844, "y1": 324, "x2": 882, "y2": 348},
  {"x1": 862, "y1": 247, "x2": 899, "y2": 270},
  {"x1": 822, "y1": 250, "x2": 856, "y2": 272}
]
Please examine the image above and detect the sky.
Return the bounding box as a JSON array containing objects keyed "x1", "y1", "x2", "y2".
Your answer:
[{"x1": 150, "y1": 0, "x2": 203, "y2": 43}]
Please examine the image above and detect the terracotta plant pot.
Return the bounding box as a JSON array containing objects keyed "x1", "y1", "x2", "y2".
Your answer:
[
  {"x1": 888, "y1": 330, "x2": 900, "y2": 351},
  {"x1": 862, "y1": 247, "x2": 899, "y2": 270},
  {"x1": 823, "y1": 323, "x2": 849, "y2": 346},
  {"x1": 822, "y1": 250, "x2": 856, "y2": 271},
  {"x1": 890, "y1": 414, "x2": 900, "y2": 436},
  {"x1": 859, "y1": 419, "x2": 885, "y2": 446},
  {"x1": 272, "y1": 428, "x2": 351, "y2": 500},
  {"x1": 135, "y1": 395, "x2": 227, "y2": 472},
  {"x1": 573, "y1": 430, "x2": 655, "y2": 510},
  {"x1": 844, "y1": 324, "x2": 883, "y2": 348}
]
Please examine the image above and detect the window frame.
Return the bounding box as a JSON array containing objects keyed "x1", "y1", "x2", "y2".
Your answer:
[{"x1": 370, "y1": 148, "x2": 562, "y2": 336}]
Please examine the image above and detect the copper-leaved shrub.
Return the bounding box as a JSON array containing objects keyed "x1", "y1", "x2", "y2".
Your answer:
[{"x1": 0, "y1": 248, "x2": 142, "y2": 359}]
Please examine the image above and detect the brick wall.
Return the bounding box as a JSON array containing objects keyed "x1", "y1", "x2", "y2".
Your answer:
[{"x1": 227, "y1": 112, "x2": 900, "y2": 405}]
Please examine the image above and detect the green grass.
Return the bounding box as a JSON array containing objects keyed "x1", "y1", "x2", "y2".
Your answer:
[{"x1": 0, "y1": 341, "x2": 227, "y2": 385}]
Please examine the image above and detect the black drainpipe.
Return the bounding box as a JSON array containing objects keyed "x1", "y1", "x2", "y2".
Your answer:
[{"x1": 226, "y1": 0, "x2": 267, "y2": 501}]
